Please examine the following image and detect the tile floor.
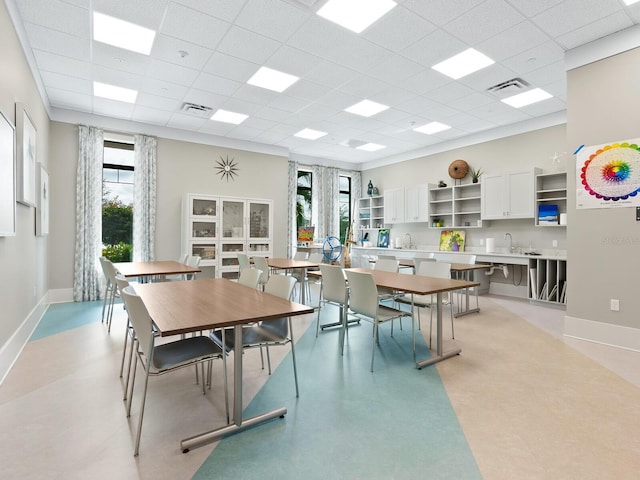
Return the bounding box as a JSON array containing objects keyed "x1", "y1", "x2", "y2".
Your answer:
[{"x1": 0, "y1": 286, "x2": 639, "y2": 479}]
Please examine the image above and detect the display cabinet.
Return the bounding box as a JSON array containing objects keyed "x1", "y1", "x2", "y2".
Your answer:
[
  {"x1": 405, "y1": 184, "x2": 430, "y2": 223},
  {"x1": 481, "y1": 168, "x2": 540, "y2": 220},
  {"x1": 428, "y1": 183, "x2": 482, "y2": 228},
  {"x1": 356, "y1": 195, "x2": 385, "y2": 242},
  {"x1": 535, "y1": 172, "x2": 567, "y2": 227},
  {"x1": 182, "y1": 194, "x2": 219, "y2": 268},
  {"x1": 383, "y1": 188, "x2": 405, "y2": 224}
]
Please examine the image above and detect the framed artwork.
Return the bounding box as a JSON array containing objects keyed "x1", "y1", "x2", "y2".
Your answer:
[
  {"x1": 36, "y1": 163, "x2": 49, "y2": 236},
  {"x1": 439, "y1": 230, "x2": 466, "y2": 252},
  {"x1": 0, "y1": 108, "x2": 16, "y2": 236},
  {"x1": 16, "y1": 103, "x2": 37, "y2": 206}
]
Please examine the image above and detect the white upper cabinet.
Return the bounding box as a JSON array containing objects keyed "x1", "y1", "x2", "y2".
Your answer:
[
  {"x1": 404, "y1": 184, "x2": 430, "y2": 223},
  {"x1": 481, "y1": 169, "x2": 539, "y2": 220},
  {"x1": 383, "y1": 188, "x2": 405, "y2": 224}
]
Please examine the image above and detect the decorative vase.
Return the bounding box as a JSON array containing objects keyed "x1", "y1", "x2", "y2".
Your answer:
[
  {"x1": 472, "y1": 178, "x2": 478, "y2": 184},
  {"x1": 367, "y1": 180, "x2": 374, "y2": 196}
]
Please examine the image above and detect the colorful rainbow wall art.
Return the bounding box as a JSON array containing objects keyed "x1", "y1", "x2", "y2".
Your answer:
[{"x1": 576, "y1": 139, "x2": 640, "y2": 209}]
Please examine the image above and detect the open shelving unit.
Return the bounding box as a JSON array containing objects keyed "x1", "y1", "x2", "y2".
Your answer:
[
  {"x1": 535, "y1": 172, "x2": 567, "y2": 227},
  {"x1": 528, "y1": 257, "x2": 567, "y2": 307},
  {"x1": 357, "y1": 195, "x2": 385, "y2": 242},
  {"x1": 429, "y1": 183, "x2": 482, "y2": 228}
]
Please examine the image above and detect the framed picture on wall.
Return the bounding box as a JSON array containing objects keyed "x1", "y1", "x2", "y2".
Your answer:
[
  {"x1": 0, "y1": 108, "x2": 16, "y2": 236},
  {"x1": 36, "y1": 163, "x2": 49, "y2": 236},
  {"x1": 16, "y1": 102, "x2": 37, "y2": 206}
]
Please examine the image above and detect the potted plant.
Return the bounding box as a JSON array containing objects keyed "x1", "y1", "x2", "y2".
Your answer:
[{"x1": 470, "y1": 167, "x2": 483, "y2": 183}]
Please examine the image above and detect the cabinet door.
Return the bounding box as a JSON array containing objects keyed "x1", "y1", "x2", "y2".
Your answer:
[
  {"x1": 405, "y1": 185, "x2": 429, "y2": 223},
  {"x1": 248, "y1": 200, "x2": 271, "y2": 240},
  {"x1": 383, "y1": 188, "x2": 405, "y2": 224},
  {"x1": 506, "y1": 170, "x2": 535, "y2": 218},
  {"x1": 481, "y1": 174, "x2": 505, "y2": 219},
  {"x1": 221, "y1": 199, "x2": 245, "y2": 239}
]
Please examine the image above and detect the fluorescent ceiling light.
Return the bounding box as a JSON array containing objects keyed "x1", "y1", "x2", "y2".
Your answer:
[
  {"x1": 93, "y1": 81, "x2": 137, "y2": 103},
  {"x1": 432, "y1": 48, "x2": 495, "y2": 80},
  {"x1": 247, "y1": 66, "x2": 299, "y2": 92},
  {"x1": 294, "y1": 128, "x2": 327, "y2": 140},
  {"x1": 93, "y1": 12, "x2": 156, "y2": 55},
  {"x1": 317, "y1": 0, "x2": 397, "y2": 33},
  {"x1": 501, "y1": 88, "x2": 553, "y2": 108},
  {"x1": 345, "y1": 99, "x2": 389, "y2": 117},
  {"x1": 357, "y1": 143, "x2": 386, "y2": 152},
  {"x1": 210, "y1": 109, "x2": 248, "y2": 125},
  {"x1": 623, "y1": 0, "x2": 640, "y2": 5},
  {"x1": 414, "y1": 121, "x2": 451, "y2": 135}
]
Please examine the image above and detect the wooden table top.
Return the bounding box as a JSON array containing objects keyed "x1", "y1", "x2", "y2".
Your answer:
[
  {"x1": 114, "y1": 260, "x2": 201, "y2": 278},
  {"x1": 134, "y1": 278, "x2": 314, "y2": 337},
  {"x1": 345, "y1": 268, "x2": 478, "y2": 295},
  {"x1": 267, "y1": 258, "x2": 320, "y2": 269}
]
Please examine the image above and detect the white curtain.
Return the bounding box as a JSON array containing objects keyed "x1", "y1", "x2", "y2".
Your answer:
[
  {"x1": 311, "y1": 165, "x2": 323, "y2": 239},
  {"x1": 287, "y1": 161, "x2": 298, "y2": 259},
  {"x1": 133, "y1": 135, "x2": 157, "y2": 262},
  {"x1": 73, "y1": 126, "x2": 104, "y2": 301},
  {"x1": 311, "y1": 165, "x2": 340, "y2": 241},
  {"x1": 351, "y1": 170, "x2": 362, "y2": 234}
]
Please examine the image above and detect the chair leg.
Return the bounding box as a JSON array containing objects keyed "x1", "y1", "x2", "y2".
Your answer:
[
  {"x1": 119, "y1": 319, "x2": 130, "y2": 378},
  {"x1": 123, "y1": 334, "x2": 135, "y2": 401},
  {"x1": 101, "y1": 283, "x2": 110, "y2": 322},
  {"x1": 371, "y1": 321, "x2": 379, "y2": 372},
  {"x1": 126, "y1": 342, "x2": 139, "y2": 417},
  {"x1": 265, "y1": 346, "x2": 272, "y2": 374},
  {"x1": 288, "y1": 318, "x2": 299, "y2": 397},
  {"x1": 133, "y1": 365, "x2": 152, "y2": 457}
]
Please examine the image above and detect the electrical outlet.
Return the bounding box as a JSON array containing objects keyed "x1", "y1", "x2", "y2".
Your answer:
[
  {"x1": 552, "y1": 239, "x2": 558, "y2": 247},
  {"x1": 610, "y1": 299, "x2": 620, "y2": 311}
]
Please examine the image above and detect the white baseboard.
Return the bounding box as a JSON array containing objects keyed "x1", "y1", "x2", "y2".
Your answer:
[
  {"x1": 48, "y1": 288, "x2": 74, "y2": 303},
  {"x1": 0, "y1": 296, "x2": 48, "y2": 385},
  {"x1": 564, "y1": 315, "x2": 640, "y2": 352}
]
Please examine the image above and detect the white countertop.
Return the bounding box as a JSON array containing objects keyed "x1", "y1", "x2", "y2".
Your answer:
[{"x1": 351, "y1": 246, "x2": 567, "y2": 262}]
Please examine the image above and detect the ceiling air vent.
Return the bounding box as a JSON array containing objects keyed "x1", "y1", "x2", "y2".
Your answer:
[
  {"x1": 487, "y1": 77, "x2": 530, "y2": 98},
  {"x1": 181, "y1": 102, "x2": 213, "y2": 117}
]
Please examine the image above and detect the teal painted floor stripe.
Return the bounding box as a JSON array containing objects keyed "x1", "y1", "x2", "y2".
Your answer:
[
  {"x1": 194, "y1": 305, "x2": 481, "y2": 480},
  {"x1": 30, "y1": 300, "x2": 105, "y2": 341}
]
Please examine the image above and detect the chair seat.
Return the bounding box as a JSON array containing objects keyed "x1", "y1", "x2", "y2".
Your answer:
[
  {"x1": 396, "y1": 294, "x2": 450, "y2": 308},
  {"x1": 376, "y1": 304, "x2": 411, "y2": 323},
  {"x1": 152, "y1": 336, "x2": 222, "y2": 371}
]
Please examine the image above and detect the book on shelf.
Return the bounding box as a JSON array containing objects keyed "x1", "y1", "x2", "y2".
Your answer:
[
  {"x1": 529, "y1": 268, "x2": 537, "y2": 299},
  {"x1": 538, "y1": 204, "x2": 558, "y2": 224},
  {"x1": 559, "y1": 281, "x2": 567, "y2": 303},
  {"x1": 548, "y1": 283, "x2": 558, "y2": 301}
]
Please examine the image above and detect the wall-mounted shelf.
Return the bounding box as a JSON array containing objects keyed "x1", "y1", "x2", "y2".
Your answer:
[
  {"x1": 429, "y1": 183, "x2": 482, "y2": 228},
  {"x1": 535, "y1": 171, "x2": 567, "y2": 227}
]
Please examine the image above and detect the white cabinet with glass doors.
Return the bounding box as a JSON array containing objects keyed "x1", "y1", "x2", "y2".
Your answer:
[{"x1": 182, "y1": 194, "x2": 219, "y2": 270}]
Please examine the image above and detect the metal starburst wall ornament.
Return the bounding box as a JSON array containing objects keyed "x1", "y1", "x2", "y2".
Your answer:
[{"x1": 215, "y1": 155, "x2": 239, "y2": 181}]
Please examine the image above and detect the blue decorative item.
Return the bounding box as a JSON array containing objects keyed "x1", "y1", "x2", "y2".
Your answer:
[{"x1": 322, "y1": 236, "x2": 343, "y2": 262}]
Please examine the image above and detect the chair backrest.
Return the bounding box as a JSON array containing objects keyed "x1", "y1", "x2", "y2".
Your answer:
[
  {"x1": 374, "y1": 258, "x2": 399, "y2": 273},
  {"x1": 264, "y1": 274, "x2": 297, "y2": 300},
  {"x1": 114, "y1": 273, "x2": 130, "y2": 294},
  {"x1": 178, "y1": 253, "x2": 188, "y2": 264},
  {"x1": 186, "y1": 255, "x2": 201, "y2": 267},
  {"x1": 293, "y1": 251, "x2": 308, "y2": 260},
  {"x1": 455, "y1": 253, "x2": 476, "y2": 265},
  {"x1": 413, "y1": 254, "x2": 436, "y2": 273},
  {"x1": 319, "y1": 264, "x2": 347, "y2": 304},
  {"x1": 344, "y1": 270, "x2": 379, "y2": 319},
  {"x1": 377, "y1": 254, "x2": 396, "y2": 260},
  {"x1": 121, "y1": 286, "x2": 154, "y2": 360},
  {"x1": 417, "y1": 261, "x2": 452, "y2": 279},
  {"x1": 238, "y1": 268, "x2": 262, "y2": 288},
  {"x1": 237, "y1": 253, "x2": 250, "y2": 271},
  {"x1": 252, "y1": 256, "x2": 270, "y2": 284},
  {"x1": 434, "y1": 252, "x2": 452, "y2": 263},
  {"x1": 102, "y1": 257, "x2": 119, "y2": 284}
]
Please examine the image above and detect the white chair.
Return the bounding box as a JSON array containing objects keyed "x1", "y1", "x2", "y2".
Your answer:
[
  {"x1": 293, "y1": 251, "x2": 308, "y2": 260},
  {"x1": 114, "y1": 274, "x2": 134, "y2": 389},
  {"x1": 99, "y1": 256, "x2": 114, "y2": 324},
  {"x1": 164, "y1": 254, "x2": 190, "y2": 281},
  {"x1": 210, "y1": 275, "x2": 300, "y2": 396},
  {"x1": 121, "y1": 286, "x2": 226, "y2": 456},
  {"x1": 377, "y1": 254, "x2": 396, "y2": 260},
  {"x1": 100, "y1": 257, "x2": 120, "y2": 333},
  {"x1": 292, "y1": 251, "x2": 310, "y2": 302},
  {"x1": 252, "y1": 256, "x2": 270, "y2": 290},
  {"x1": 452, "y1": 254, "x2": 479, "y2": 313},
  {"x1": 316, "y1": 264, "x2": 359, "y2": 337},
  {"x1": 412, "y1": 252, "x2": 435, "y2": 273},
  {"x1": 396, "y1": 261, "x2": 454, "y2": 348},
  {"x1": 343, "y1": 270, "x2": 412, "y2": 372},
  {"x1": 238, "y1": 267, "x2": 262, "y2": 289},
  {"x1": 237, "y1": 253, "x2": 251, "y2": 272},
  {"x1": 373, "y1": 258, "x2": 405, "y2": 330},
  {"x1": 184, "y1": 255, "x2": 201, "y2": 280}
]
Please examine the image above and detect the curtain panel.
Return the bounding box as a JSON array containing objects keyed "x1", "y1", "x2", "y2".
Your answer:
[
  {"x1": 287, "y1": 161, "x2": 298, "y2": 259},
  {"x1": 73, "y1": 126, "x2": 104, "y2": 301},
  {"x1": 133, "y1": 135, "x2": 157, "y2": 262}
]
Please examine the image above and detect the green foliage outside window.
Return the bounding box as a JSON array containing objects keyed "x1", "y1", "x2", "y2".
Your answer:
[{"x1": 102, "y1": 197, "x2": 133, "y2": 261}]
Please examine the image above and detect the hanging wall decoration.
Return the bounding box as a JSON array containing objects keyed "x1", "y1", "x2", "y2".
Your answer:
[
  {"x1": 16, "y1": 103, "x2": 37, "y2": 206},
  {"x1": 576, "y1": 139, "x2": 640, "y2": 209},
  {"x1": 0, "y1": 107, "x2": 16, "y2": 236},
  {"x1": 448, "y1": 159, "x2": 469, "y2": 184},
  {"x1": 215, "y1": 154, "x2": 239, "y2": 182}
]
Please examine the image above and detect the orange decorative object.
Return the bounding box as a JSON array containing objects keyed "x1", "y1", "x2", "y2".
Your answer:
[{"x1": 448, "y1": 159, "x2": 469, "y2": 179}]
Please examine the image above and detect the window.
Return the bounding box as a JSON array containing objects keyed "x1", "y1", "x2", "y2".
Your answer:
[
  {"x1": 297, "y1": 170, "x2": 312, "y2": 230},
  {"x1": 102, "y1": 140, "x2": 134, "y2": 261},
  {"x1": 339, "y1": 175, "x2": 351, "y2": 243}
]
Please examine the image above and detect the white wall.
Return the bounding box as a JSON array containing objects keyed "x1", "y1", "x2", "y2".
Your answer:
[
  {"x1": 565, "y1": 47, "x2": 640, "y2": 347},
  {"x1": 0, "y1": 0, "x2": 50, "y2": 380}
]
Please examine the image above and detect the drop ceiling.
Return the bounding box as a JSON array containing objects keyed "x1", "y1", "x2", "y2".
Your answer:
[{"x1": 7, "y1": 0, "x2": 640, "y2": 169}]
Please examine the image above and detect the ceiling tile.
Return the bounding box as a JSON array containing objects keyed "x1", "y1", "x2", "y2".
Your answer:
[
  {"x1": 504, "y1": 0, "x2": 565, "y2": 17},
  {"x1": 46, "y1": 86, "x2": 92, "y2": 111},
  {"x1": 531, "y1": 0, "x2": 625, "y2": 38},
  {"x1": 401, "y1": 29, "x2": 467, "y2": 68},
  {"x1": 33, "y1": 49, "x2": 92, "y2": 79},
  {"x1": 131, "y1": 106, "x2": 173, "y2": 125},
  {"x1": 151, "y1": 34, "x2": 214, "y2": 71},
  {"x1": 445, "y1": 0, "x2": 526, "y2": 45},
  {"x1": 235, "y1": 0, "x2": 308, "y2": 42},
  {"x1": 191, "y1": 72, "x2": 242, "y2": 96},
  {"x1": 16, "y1": 0, "x2": 89, "y2": 37},
  {"x1": 24, "y1": 23, "x2": 89, "y2": 61},
  {"x1": 146, "y1": 59, "x2": 199, "y2": 86},
  {"x1": 160, "y1": 3, "x2": 231, "y2": 49},
  {"x1": 477, "y1": 21, "x2": 551, "y2": 62},
  {"x1": 203, "y1": 52, "x2": 259, "y2": 82},
  {"x1": 403, "y1": 0, "x2": 485, "y2": 27},
  {"x1": 216, "y1": 26, "x2": 282, "y2": 65},
  {"x1": 363, "y1": 5, "x2": 437, "y2": 52},
  {"x1": 556, "y1": 11, "x2": 633, "y2": 49},
  {"x1": 171, "y1": 0, "x2": 245, "y2": 23},
  {"x1": 502, "y1": 41, "x2": 565, "y2": 75},
  {"x1": 40, "y1": 70, "x2": 92, "y2": 94}
]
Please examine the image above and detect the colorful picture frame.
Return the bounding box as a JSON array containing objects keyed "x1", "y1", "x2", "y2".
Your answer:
[
  {"x1": 439, "y1": 230, "x2": 466, "y2": 252},
  {"x1": 0, "y1": 108, "x2": 16, "y2": 236},
  {"x1": 16, "y1": 103, "x2": 37, "y2": 206}
]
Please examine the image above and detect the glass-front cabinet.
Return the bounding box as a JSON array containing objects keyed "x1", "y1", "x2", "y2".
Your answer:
[{"x1": 183, "y1": 194, "x2": 273, "y2": 278}]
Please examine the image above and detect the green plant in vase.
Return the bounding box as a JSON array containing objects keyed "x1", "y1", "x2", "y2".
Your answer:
[{"x1": 470, "y1": 167, "x2": 483, "y2": 183}]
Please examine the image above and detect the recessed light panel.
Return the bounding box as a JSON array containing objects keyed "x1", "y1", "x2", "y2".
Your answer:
[
  {"x1": 501, "y1": 88, "x2": 553, "y2": 108},
  {"x1": 210, "y1": 109, "x2": 248, "y2": 124},
  {"x1": 294, "y1": 128, "x2": 328, "y2": 140},
  {"x1": 624, "y1": 0, "x2": 640, "y2": 5},
  {"x1": 357, "y1": 143, "x2": 386, "y2": 152},
  {"x1": 317, "y1": 0, "x2": 397, "y2": 33},
  {"x1": 247, "y1": 67, "x2": 299, "y2": 92},
  {"x1": 432, "y1": 48, "x2": 495, "y2": 80},
  {"x1": 93, "y1": 12, "x2": 156, "y2": 55},
  {"x1": 413, "y1": 121, "x2": 451, "y2": 135},
  {"x1": 93, "y1": 82, "x2": 138, "y2": 103},
  {"x1": 345, "y1": 99, "x2": 389, "y2": 117}
]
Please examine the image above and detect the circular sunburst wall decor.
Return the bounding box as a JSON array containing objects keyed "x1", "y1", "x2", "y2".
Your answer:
[{"x1": 215, "y1": 155, "x2": 239, "y2": 182}]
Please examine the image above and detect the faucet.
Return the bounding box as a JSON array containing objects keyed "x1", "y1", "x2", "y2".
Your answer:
[
  {"x1": 504, "y1": 232, "x2": 513, "y2": 253},
  {"x1": 403, "y1": 233, "x2": 412, "y2": 249}
]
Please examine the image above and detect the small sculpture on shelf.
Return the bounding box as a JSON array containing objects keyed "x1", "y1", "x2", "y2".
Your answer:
[
  {"x1": 367, "y1": 180, "x2": 374, "y2": 196},
  {"x1": 438, "y1": 180, "x2": 447, "y2": 188}
]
